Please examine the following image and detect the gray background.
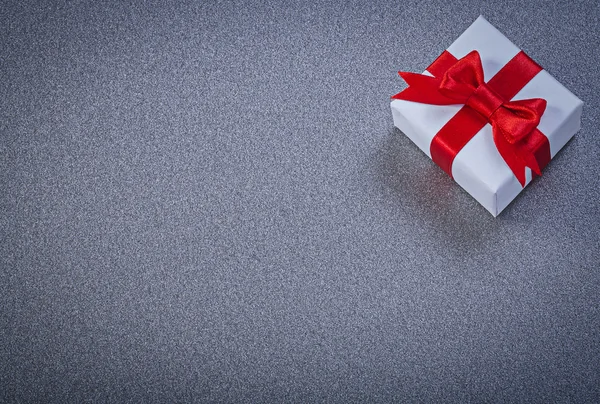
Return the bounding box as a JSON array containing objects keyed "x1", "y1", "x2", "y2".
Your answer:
[{"x1": 1, "y1": 0, "x2": 599, "y2": 402}]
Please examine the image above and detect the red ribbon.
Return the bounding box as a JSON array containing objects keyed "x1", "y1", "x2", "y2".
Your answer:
[{"x1": 392, "y1": 50, "x2": 551, "y2": 186}]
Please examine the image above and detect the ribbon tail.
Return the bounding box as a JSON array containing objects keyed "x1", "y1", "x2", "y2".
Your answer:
[
  {"x1": 493, "y1": 125, "x2": 541, "y2": 187},
  {"x1": 520, "y1": 148, "x2": 542, "y2": 176},
  {"x1": 392, "y1": 72, "x2": 462, "y2": 105}
]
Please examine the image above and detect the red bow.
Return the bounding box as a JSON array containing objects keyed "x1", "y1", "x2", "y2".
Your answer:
[{"x1": 393, "y1": 50, "x2": 549, "y2": 186}]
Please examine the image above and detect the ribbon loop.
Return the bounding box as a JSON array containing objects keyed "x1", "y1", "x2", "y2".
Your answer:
[
  {"x1": 440, "y1": 51, "x2": 485, "y2": 100},
  {"x1": 492, "y1": 98, "x2": 547, "y2": 144}
]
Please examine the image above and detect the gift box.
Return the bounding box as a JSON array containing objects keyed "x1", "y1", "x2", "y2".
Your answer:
[{"x1": 390, "y1": 16, "x2": 583, "y2": 216}]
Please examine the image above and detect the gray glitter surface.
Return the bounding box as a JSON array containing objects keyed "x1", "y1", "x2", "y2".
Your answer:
[{"x1": 1, "y1": 0, "x2": 599, "y2": 402}]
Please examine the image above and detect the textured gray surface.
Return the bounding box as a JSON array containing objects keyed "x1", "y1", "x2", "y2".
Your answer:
[{"x1": 1, "y1": 0, "x2": 599, "y2": 402}]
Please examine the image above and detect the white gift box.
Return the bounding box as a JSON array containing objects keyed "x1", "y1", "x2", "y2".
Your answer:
[{"x1": 390, "y1": 16, "x2": 583, "y2": 216}]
